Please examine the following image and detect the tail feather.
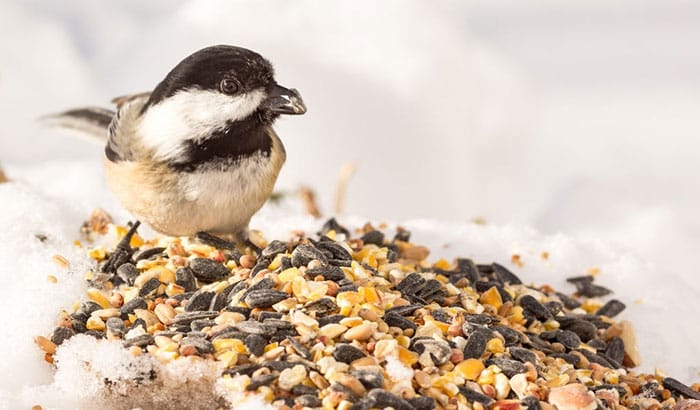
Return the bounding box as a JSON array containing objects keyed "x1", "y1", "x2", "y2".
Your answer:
[{"x1": 41, "y1": 107, "x2": 115, "y2": 143}]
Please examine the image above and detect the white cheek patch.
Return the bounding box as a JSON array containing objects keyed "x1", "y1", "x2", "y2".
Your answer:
[{"x1": 137, "y1": 88, "x2": 266, "y2": 161}]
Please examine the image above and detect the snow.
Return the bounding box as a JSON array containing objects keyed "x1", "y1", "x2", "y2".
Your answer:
[{"x1": 1, "y1": 0, "x2": 699, "y2": 408}]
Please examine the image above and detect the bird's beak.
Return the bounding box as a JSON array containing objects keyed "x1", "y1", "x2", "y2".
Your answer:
[{"x1": 262, "y1": 84, "x2": 307, "y2": 115}]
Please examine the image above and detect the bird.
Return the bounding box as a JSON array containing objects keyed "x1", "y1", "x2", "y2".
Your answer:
[{"x1": 45, "y1": 45, "x2": 306, "y2": 249}]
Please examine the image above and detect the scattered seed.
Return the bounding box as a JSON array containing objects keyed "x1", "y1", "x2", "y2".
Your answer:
[
  {"x1": 185, "y1": 290, "x2": 215, "y2": 312},
  {"x1": 189, "y1": 258, "x2": 230, "y2": 283},
  {"x1": 52, "y1": 254, "x2": 70, "y2": 268},
  {"x1": 333, "y1": 344, "x2": 365, "y2": 364},
  {"x1": 596, "y1": 299, "x2": 626, "y2": 318},
  {"x1": 244, "y1": 289, "x2": 289, "y2": 308},
  {"x1": 291, "y1": 243, "x2": 328, "y2": 267},
  {"x1": 463, "y1": 327, "x2": 492, "y2": 359}
]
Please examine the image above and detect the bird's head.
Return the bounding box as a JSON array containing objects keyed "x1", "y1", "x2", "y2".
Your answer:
[{"x1": 138, "y1": 45, "x2": 306, "y2": 162}]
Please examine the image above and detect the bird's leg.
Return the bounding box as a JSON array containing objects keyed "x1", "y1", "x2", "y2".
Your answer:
[
  {"x1": 102, "y1": 220, "x2": 141, "y2": 273},
  {"x1": 194, "y1": 231, "x2": 237, "y2": 251},
  {"x1": 234, "y1": 228, "x2": 262, "y2": 256},
  {"x1": 194, "y1": 230, "x2": 260, "y2": 257}
]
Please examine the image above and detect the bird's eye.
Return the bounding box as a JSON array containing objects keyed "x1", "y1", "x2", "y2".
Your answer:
[{"x1": 220, "y1": 79, "x2": 240, "y2": 95}]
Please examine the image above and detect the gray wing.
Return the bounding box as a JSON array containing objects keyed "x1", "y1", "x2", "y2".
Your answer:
[{"x1": 105, "y1": 93, "x2": 151, "y2": 161}]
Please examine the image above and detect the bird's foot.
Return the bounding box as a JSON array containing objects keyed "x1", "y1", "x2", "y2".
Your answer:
[{"x1": 102, "y1": 220, "x2": 141, "y2": 273}]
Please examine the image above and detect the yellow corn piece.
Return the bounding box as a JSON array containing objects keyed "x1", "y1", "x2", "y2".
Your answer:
[
  {"x1": 279, "y1": 267, "x2": 302, "y2": 282},
  {"x1": 479, "y1": 286, "x2": 503, "y2": 309},
  {"x1": 454, "y1": 359, "x2": 485, "y2": 381},
  {"x1": 87, "y1": 288, "x2": 111, "y2": 308}
]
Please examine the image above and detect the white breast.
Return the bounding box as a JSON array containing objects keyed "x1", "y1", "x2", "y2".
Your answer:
[{"x1": 174, "y1": 152, "x2": 279, "y2": 234}]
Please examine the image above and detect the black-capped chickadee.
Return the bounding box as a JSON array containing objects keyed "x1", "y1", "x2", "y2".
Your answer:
[{"x1": 47, "y1": 45, "x2": 306, "y2": 246}]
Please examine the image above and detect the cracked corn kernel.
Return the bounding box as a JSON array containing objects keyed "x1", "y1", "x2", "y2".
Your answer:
[
  {"x1": 87, "y1": 288, "x2": 111, "y2": 308},
  {"x1": 86, "y1": 315, "x2": 106, "y2": 331},
  {"x1": 479, "y1": 286, "x2": 503, "y2": 309},
  {"x1": 486, "y1": 337, "x2": 505, "y2": 354},
  {"x1": 88, "y1": 247, "x2": 106, "y2": 261},
  {"x1": 213, "y1": 338, "x2": 246, "y2": 354},
  {"x1": 454, "y1": 358, "x2": 485, "y2": 381}
]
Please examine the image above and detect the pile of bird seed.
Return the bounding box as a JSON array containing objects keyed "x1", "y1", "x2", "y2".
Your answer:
[{"x1": 37, "y1": 215, "x2": 700, "y2": 410}]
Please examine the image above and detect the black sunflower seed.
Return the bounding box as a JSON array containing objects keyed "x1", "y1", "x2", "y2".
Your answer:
[
  {"x1": 492, "y1": 262, "x2": 522, "y2": 285},
  {"x1": 393, "y1": 229, "x2": 411, "y2": 242},
  {"x1": 185, "y1": 290, "x2": 215, "y2": 312},
  {"x1": 351, "y1": 369, "x2": 384, "y2": 390},
  {"x1": 555, "y1": 292, "x2": 582, "y2": 310},
  {"x1": 175, "y1": 267, "x2": 197, "y2": 292},
  {"x1": 315, "y1": 241, "x2": 353, "y2": 263},
  {"x1": 106, "y1": 317, "x2": 125, "y2": 337},
  {"x1": 463, "y1": 327, "x2": 493, "y2": 359},
  {"x1": 333, "y1": 344, "x2": 365, "y2": 364},
  {"x1": 261, "y1": 240, "x2": 287, "y2": 259},
  {"x1": 318, "y1": 314, "x2": 345, "y2": 326},
  {"x1": 246, "y1": 373, "x2": 278, "y2": 391},
  {"x1": 459, "y1": 386, "x2": 494, "y2": 407},
  {"x1": 139, "y1": 277, "x2": 161, "y2": 298},
  {"x1": 486, "y1": 357, "x2": 527, "y2": 377},
  {"x1": 116, "y1": 263, "x2": 139, "y2": 286},
  {"x1": 360, "y1": 230, "x2": 384, "y2": 246},
  {"x1": 567, "y1": 275, "x2": 612, "y2": 297},
  {"x1": 368, "y1": 389, "x2": 414, "y2": 410},
  {"x1": 384, "y1": 312, "x2": 417, "y2": 330},
  {"x1": 291, "y1": 243, "x2": 328, "y2": 267},
  {"x1": 464, "y1": 313, "x2": 500, "y2": 325},
  {"x1": 224, "y1": 363, "x2": 260, "y2": 377},
  {"x1": 180, "y1": 336, "x2": 213, "y2": 354},
  {"x1": 190, "y1": 319, "x2": 215, "y2": 332},
  {"x1": 556, "y1": 330, "x2": 582, "y2": 350},
  {"x1": 304, "y1": 297, "x2": 338, "y2": 315},
  {"x1": 519, "y1": 295, "x2": 552, "y2": 321},
  {"x1": 292, "y1": 385, "x2": 319, "y2": 396},
  {"x1": 120, "y1": 296, "x2": 147, "y2": 318},
  {"x1": 521, "y1": 396, "x2": 542, "y2": 410},
  {"x1": 396, "y1": 273, "x2": 425, "y2": 295},
  {"x1": 385, "y1": 304, "x2": 423, "y2": 317},
  {"x1": 455, "y1": 258, "x2": 480, "y2": 283},
  {"x1": 239, "y1": 277, "x2": 274, "y2": 302},
  {"x1": 596, "y1": 299, "x2": 626, "y2": 318},
  {"x1": 245, "y1": 334, "x2": 267, "y2": 356},
  {"x1": 172, "y1": 311, "x2": 219, "y2": 325},
  {"x1": 51, "y1": 327, "x2": 75, "y2": 345},
  {"x1": 662, "y1": 378, "x2": 700, "y2": 400},
  {"x1": 234, "y1": 320, "x2": 276, "y2": 337},
  {"x1": 209, "y1": 292, "x2": 227, "y2": 312},
  {"x1": 123, "y1": 334, "x2": 153, "y2": 348},
  {"x1": 605, "y1": 337, "x2": 625, "y2": 365},
  {"x1": 244, "y1": 289, "x2": 289, "y2": 308},
  {"x1": 307, "y1": 265, "x2": 346, "y2": 282},
  {"x1": 189, "y1": 258, "x2": 230, "y2": 283},
  {"x1": 319, "y1": 218, "x2": 350, "y2": 238},
  {"x1": 408, "y1": 396, "x2": 436, "y2": 410},
  {"x1": 509, "y1": 347, "x2": 538, "y2": 364},
  {"x1": 560, "y1": 318, "x2": 598, "y2": 342},
  {"x1": 133, "y1": 247, "x2": 165, "y2": 261},
  {"x1": 491, "y1": 325, "x2": 525, "y2": 346}
]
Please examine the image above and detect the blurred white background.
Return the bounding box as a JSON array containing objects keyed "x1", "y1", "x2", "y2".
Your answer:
[
  {"x1": 0, "y1": 0, "x2": 699, "y2": 398},
  {"x1": 3, "y1": 0, "x2": 699, "y2": 272}
]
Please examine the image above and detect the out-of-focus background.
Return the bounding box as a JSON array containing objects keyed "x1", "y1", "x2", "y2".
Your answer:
[{"x1": 1, "y1": 0, "x2": 699, "y2": 400}]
